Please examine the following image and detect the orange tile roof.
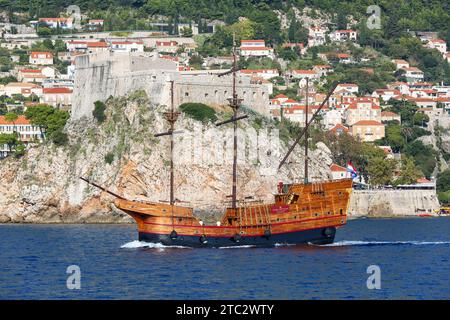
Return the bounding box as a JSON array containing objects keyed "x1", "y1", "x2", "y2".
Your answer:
[
  {"x1": 330, "y1": 164, "x2": 347, "y2": 172},
  {"x1": 43, "y1": 87, "x2": 72, "y2": 94},
  {"x1": 329, "y1": 123, "x2": 349, "y2": 133},
  {"x1": 240, "y1": 46, "x2": 273, "y2": 51},
  {"x1": 352, "y1": 120, "x2": 383, "y2": 126},
  {"x1": 30, "y1": 51, "x2": 53, "y2": 58},
  {"x1": 0, "y1": 115, "x2": 31, "y2": 125}
]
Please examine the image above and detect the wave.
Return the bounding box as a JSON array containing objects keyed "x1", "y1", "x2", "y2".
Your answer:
[
  {"x1": 320, "y1": 240, "x2": 450, "y2": 247},
  {"x1": 120, "y1": 240, "x2": 191, "y2": 249}
]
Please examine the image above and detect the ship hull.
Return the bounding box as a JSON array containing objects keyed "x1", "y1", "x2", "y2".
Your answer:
[{"x1": 138, "y1": 226, "x2": 336, "y2": 248}]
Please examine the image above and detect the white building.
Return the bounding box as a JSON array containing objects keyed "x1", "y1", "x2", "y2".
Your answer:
[
  {"x1": 2, "y1": 82, "x2": 42, "y2": 97},
  {"x1": 330, "y1": 164, "x2": 352, "y2": 180},
  {"x1": 29, "y1": 51, "x2": 53, "y2": 65},
  {"x1": 323, "y1": 109, "x2": 343, "y2": 129},
  {"x1": 308, "y1": 26, "x2": 326, "y2": 46},
  {"x1": 426, "y1": 39, "x2": 447, "y2": 56},
  {"x1": 155, "y1": 40, "x2": 179, "y2": 53},
  {"x1": 290, "y1": 70, "x2": 320, "y2": 81},
  {"x1": 344, "y1": 98, "x2": 381, "y2": 126},
  {"x1": 239, "y1": 40, "x2": 274, "y2": 59},
  {"x1": 330, "y1": 30, "x2": 357, "y2": 42},
  {"x1": 335, "y1": 83, "x2": 358, "y2": 95},
  {"x1": 240, "y1": 69, "x2": 279, "y2": 80},
  {"x1": 18, "y1": 67, "x2": 55, "y2": 83},
  {"x1": 372, "y1": 89, "x2": 401, "y2": 102},
  {"x1": 41, "y1": 87, "x2": 73, "y2": 108},
  {"x1": 0, "y1": 115, "x2": 42, "y2": 158},
  {"x1": 404, "y1": 67, "x2": 424, "y2": 83},
  {"x1": 110, "y1": 41, "x2": 144, "y2": 53}
]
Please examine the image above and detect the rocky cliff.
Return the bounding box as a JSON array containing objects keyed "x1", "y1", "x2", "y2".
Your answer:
[{"x1": 0, "y1": 91, "x2": 333, "y2": 223}]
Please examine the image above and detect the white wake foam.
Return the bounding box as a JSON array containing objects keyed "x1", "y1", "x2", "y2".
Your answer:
[
  {"x1": 120, "y1": 240, "x2": 191, "y2": 249},
  {"x1": 218, "y1": 245, "x2": 257, "y2": 249},
  {"x1": 320, "y1": 240, "x2": 450, "y2": 247}
]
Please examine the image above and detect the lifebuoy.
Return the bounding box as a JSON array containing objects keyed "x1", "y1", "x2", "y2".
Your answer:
[
  {"x1": 233, "y1": 233, "x2": 241, "y2": 243},
  {"x1": 170, "y1": 230, "x2": 178, "y2": 240},
  {"x1": 199, "y1": 234, "x2": 208, "y2": 244}
]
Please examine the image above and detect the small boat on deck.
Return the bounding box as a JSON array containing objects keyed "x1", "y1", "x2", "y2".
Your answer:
[{"x1": 81, "y1": 42, "x2": 352, "y2": 247}]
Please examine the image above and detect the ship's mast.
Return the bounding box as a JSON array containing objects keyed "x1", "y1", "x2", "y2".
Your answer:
[
  {"x1": 215, "y1": 34, "x2": 246, "y2": 209},
  {"x1": 154, "y1": 80, "x2": 180, "y2": 228},
  {"x1": 230, "y1": 38, "x2": 241, "y2": 209},
  {"x1": 304, "y1": 77, "x2": 309, "y2": 184}
]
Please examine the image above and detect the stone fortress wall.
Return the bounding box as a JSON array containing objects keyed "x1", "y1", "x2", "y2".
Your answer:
[{"x1": 72, "y1": 51, "x2": 270, "y2": 120}]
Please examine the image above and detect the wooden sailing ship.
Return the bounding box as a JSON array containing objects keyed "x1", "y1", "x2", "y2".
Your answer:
[{"x1": 81, "y1": 42, "x2": 352, "y2": 248}]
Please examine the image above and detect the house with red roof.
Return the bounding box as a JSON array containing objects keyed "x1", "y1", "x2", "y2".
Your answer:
[
  {"x1": 29, "y1": 51, "x2": 53, "y2": 65},
  {"x1": 313, "y1": 65, "x2": 333, "y2": 77},
  {"x1": 330, "y1": 164, "x2": 352, "y2": 180},
  {"x1": 344, "y1": 98, "x2": 381, "y2": 126},
  {"x1": 156, "y1": 40, "x2": 179, "y2": 54},
  {"x1": 239, "y1": 40, "x2": 274, "y2": 59},
  {"x1": 372, "y1": 89, "x2": 401, "y2": 102},
  {"x1": 335, "y1": 83, "x2": 358, "y2": 95},
  {"x1": 308, "y1": 26, "x2": 327, "y2": 46},
  {"x1": 274, "y1": 94, "x2": 289, "y2": 103},
  {"x1": 425, "y1": 39, "x2": 447, "y2": 56},
  {"x1": 350, "y1": 120, "x2": 385, "y2": 142},
  {"x1": 41, "y1": 87, "x2": 73, "y2": 108},
  {"x1": 0, "y1": 115, "x2": 42, "y2": 157},
  {"x1": 329, "y1": 123, "x2": 349, "y2": 135}
]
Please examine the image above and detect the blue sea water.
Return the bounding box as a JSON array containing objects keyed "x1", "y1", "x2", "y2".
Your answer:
[{"x1": 0, "y1": 218, "x2": 449, "y2": 300}]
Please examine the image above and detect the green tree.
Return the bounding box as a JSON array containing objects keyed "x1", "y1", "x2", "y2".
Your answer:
[
  {"x1": 413, "y1": 112, "x2": 429, "y2": 127},
  {"x1": 93, "y1": 101, "x2": 107, "y2": 123},
  {"x1": 24, "y1": 104, "x2": 69, "y2": 141},
  {"x1": 367, "y1": 157, "x2": 397, "y2": 186},
  {"x1": 4, "y1": 112, "x2": 18, "y2": 133},
  {"x1": 180, "y1": 26, "x2": 193, "y2": 37},
  {"x1": 395, "y1": 156, "x2": 422, "y2": 185}
]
